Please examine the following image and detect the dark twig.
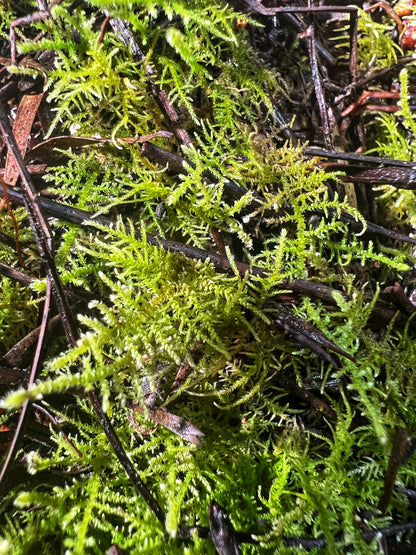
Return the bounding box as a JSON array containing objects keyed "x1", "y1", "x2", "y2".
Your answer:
[
  {"x1": 239, "y1": 1, "x2": 358, "y2": 15},
  {"x1": 0, "y1": 261, "x2": 34, "y2": 286},
  {"x1": 10, "y1": 7, "x2": 50, "y2": 64},
  {"x1": 349, "y1": 10, "x2": 359, "y2": 84},
  {"x1": 141, "y1": 141, "x2": 187, "y2": 173},
  {"x1": 346, "y1": 166, "x2": 416, "y2": 190},
  {"x1": 88, "y1": 391, "x2": 166, "y2": 525},
  {"x1": 237, "y1": 1, "x2": 354, "y2": 66},
  {"x1": 32, "y1": 402, "x2": 83, "y2": 458},
  {"x1": 396, "y1": 486, "x2": 416, "y2": 499},
  {"x1": 271, "y1": 104, "x2": 300, "y2": 143},
  {"x1": 378, "y1": 426, "x2": 408, "y2": 514},
  {"x1": 141, "y1": 141, "x2": 262, "y2": 204},
  {"x1": 305, "y1": 147, "x2": 416, "y2": 190},
  {"x1": 284, "y1": 536, "x2": 327, "y2": 549},
  {"x1": 281, "y1": 13, "x2": 336, "y2": 67},
  {"x1": 303, "y1": 146, "x2": 416, "y2": 169},
  {"x1": 306, "y1": 25, "x2": 334, "y2": 152},
  {"x1": 4, "y1": 181, "x2": 416, "y2": 257},
  {"x1": 0, "y1": 102, "x2": 77, "y2": 345},
  {"x1": 314, "y1": 208, "x2": 416, "y2": 246},
  {"x1": 0, "y1": 184, "x2": 257, "y2": 276},
  {"x1": 272, "y1": 304, "x2": 353, "y2": 370},
  {"x1": 349, "y1": 57, "x2": 414, "y2": 91},
  {"x1": 284, "y1": 522, "x2": 416, "y2": 549}
]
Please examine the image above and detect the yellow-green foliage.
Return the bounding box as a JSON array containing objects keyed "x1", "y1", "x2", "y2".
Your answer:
[
  {"x1": 333, "y1": 8, "x2": 400, "y2": 70},
  {"x1": 1, "y1": 2, "x2": 416, "y2": 554}
]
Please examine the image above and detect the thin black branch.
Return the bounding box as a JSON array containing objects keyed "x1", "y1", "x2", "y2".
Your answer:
[{"x1": 303, "y1": 147, "x2": 416, "y2": 169}]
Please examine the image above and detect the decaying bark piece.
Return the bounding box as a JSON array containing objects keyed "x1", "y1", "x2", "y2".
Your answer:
[{"x1": 130, "y1": 402, "x2": 205, "y2": 446}]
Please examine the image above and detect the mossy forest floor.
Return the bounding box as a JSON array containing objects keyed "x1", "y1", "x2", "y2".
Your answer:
[{"x1": 2, "y1": 1, "x2": 416, "y2": 553}]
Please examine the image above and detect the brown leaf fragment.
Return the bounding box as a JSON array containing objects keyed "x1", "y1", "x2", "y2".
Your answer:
[
  {"x1": 172, "y1": 360, "x2": 192, "y2": 389},
  {"x1": 121, "y1": 130, "x2": 174, "y2": 143},
  {"x1": 4, "y1": 92, "x2": 44, "y2": 186},
  {"x1": 25, "y1": 135, "x2": 106, "y2": 163},
  {"x1": 130, "y1": 403, "x2": 204, "y2": 446},
  {"x1": 209, "y1": 501, "x2": 242, "y2": 555},
  {"x1": 1, "y1": 313, "x2": 61, "y2": 369}
]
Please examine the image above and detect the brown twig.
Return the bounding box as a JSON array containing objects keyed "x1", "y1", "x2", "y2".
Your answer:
[
  {"x1": 378, "y1": 426, "x2": 408, "y2": 514},
  {"x1": 348, "y1": 57, "x2": 414, "y2": 91},
  {"x1": 141, "y1": 141, "x2": 262, "y2": 205},
  {"x1": 279, "y1": 13, "x2": 336, "y2": 67},
  {"x1": 306, "y1": 25, "x2": 334, "y2": 152},
  {"x1": 303, "y1": 147, "x2": 416, "y2": 169},
  {"x1": 209, "y1": 501, "x2": 242, "y2": 555},
  {"x1": 239, "y1": 2, "x2": 358, "y2": 16},
  {"x1": 0, "y1": 261, "x2": 34, "y2": 286},
  {"x1": 10, "y1": 7, "x2": 50, "y2": 65},
  {"x1": 272, "y1": 303, "x2": 353, "y2": 370},
  {"x1": 349, "y1": 10, "x2": 359, "y2": 85},
  {"x1": 284, "y1": 522, "x2": 416, "y2": 549},
  {"x1": 0, "y1": 278, "x2": 51, "y2": 489}
]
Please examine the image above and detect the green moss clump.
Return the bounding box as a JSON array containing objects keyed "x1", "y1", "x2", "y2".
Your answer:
[{"x1": 1, "y1": 1, "x2": 416, "y2": 553}]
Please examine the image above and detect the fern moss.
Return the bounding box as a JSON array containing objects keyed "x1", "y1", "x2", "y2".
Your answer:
[{"x1": 1, "y1": 1, "x2": 416, "y2": 553}]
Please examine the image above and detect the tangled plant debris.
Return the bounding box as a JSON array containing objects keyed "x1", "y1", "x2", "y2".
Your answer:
[{"x1": 1, "y1": 1, "x2": 416, "y2": 553}]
